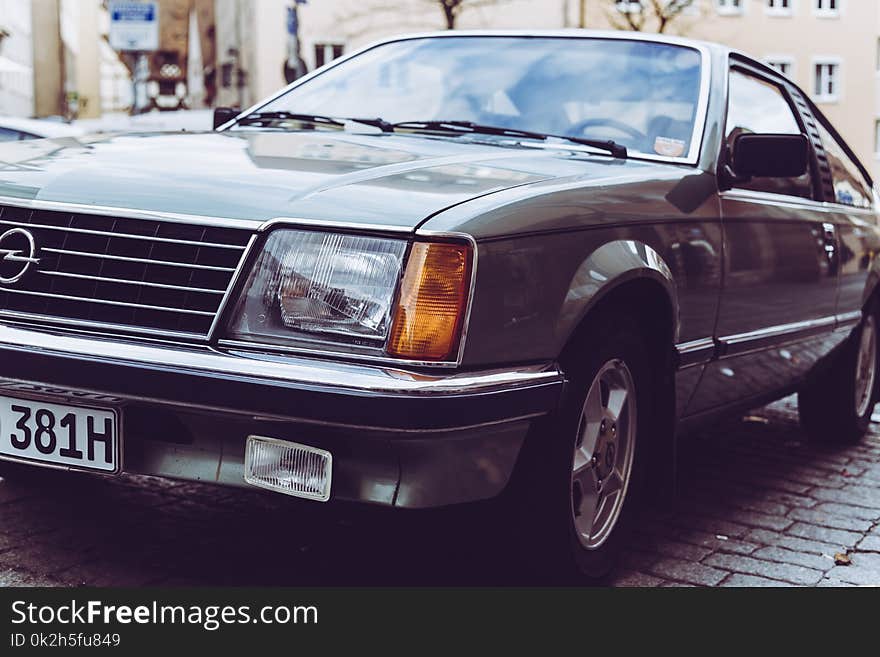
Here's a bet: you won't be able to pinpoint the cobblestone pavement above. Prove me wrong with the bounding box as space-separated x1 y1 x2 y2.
0 397 878 587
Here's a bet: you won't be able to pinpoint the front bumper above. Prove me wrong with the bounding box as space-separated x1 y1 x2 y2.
0 324 565 508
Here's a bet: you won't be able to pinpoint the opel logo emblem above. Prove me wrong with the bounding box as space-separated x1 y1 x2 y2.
0 228 41 285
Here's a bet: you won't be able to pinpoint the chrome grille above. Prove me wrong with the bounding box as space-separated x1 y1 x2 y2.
0 204 252 338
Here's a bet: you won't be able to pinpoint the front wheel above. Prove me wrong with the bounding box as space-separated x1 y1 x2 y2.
570 358 638 552
799 310 878 444
508 318 654 581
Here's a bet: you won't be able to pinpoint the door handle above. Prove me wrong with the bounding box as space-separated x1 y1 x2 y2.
822 222 838 275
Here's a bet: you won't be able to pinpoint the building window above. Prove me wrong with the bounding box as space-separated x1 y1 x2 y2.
814 0 840 17
874 119 880 156
813 59 841 102
614 0 643 12
766 0 794 16
764 56 795 79
314 43 345 69
717 0 744 14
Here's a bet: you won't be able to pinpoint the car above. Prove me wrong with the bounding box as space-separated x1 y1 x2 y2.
0 116 84 142
0 30 877 580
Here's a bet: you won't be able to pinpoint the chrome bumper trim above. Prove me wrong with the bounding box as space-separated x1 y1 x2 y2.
0 323 562 397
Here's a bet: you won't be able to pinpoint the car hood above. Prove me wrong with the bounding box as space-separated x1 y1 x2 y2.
0 130 667 231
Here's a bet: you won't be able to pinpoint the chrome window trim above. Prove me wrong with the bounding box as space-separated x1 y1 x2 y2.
221 30 713 167
0 194 264 230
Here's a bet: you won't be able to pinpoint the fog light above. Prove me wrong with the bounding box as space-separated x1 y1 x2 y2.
244 436 332 502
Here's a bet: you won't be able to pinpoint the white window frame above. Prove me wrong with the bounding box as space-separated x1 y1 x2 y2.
765 0 795 17
813 0 841 18
614 0 643 13
716 0 745 15
876 37 880 75
874 118 880 158
312 40 346 70
812 57 843 104
763 55 796 79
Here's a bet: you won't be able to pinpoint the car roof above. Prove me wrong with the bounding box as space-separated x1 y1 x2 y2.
0 116 85 139
379 29 729 55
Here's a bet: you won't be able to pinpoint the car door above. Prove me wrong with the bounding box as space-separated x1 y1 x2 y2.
685 62 841 416
811 117 880 329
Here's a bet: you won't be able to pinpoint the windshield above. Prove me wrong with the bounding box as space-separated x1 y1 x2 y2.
253 36 706 160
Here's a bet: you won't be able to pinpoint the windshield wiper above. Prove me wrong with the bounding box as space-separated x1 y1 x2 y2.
391 120 627 158
237 111 344 128
237 113 628 158
549 135 628 159
236 112 393 132
392 120 547 141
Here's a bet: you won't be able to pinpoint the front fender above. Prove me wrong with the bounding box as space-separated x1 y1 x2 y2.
558 239 680 348
461 232 691 368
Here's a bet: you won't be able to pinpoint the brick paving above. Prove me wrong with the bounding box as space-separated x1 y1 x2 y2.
0 397 878 587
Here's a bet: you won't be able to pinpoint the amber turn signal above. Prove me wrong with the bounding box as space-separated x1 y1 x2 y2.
387 241 473 361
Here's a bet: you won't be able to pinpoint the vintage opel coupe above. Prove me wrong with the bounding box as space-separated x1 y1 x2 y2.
0 31 877 579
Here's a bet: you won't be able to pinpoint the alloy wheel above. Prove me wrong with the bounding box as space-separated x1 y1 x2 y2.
570 359 637 550
855 314 877 417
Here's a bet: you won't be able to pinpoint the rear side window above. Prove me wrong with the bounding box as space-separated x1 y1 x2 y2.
725 69 813 199
816 122 872 208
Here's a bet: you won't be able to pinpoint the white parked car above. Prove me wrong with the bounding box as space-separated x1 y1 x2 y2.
0 117 84 142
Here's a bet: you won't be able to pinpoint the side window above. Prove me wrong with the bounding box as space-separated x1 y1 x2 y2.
816 122 873 208
725 69 813 199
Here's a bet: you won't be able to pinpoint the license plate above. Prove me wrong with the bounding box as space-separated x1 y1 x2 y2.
0 394 119 473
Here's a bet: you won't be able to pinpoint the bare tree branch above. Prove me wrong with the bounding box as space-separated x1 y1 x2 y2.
604 0 697 34
425 0 512 29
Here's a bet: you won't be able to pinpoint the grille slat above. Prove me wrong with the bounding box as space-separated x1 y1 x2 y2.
0 287 217 316
42 248 238 272
0 205 252 339
0 219 247 250
40 271 227 295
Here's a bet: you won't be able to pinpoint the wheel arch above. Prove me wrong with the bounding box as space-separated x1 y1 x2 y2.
554 240 680 501
557 240 680 363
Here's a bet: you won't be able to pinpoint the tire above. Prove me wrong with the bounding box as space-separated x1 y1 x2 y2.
798 309 878 444
506 315 655 582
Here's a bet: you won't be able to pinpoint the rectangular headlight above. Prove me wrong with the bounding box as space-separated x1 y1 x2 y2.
227 230 407 346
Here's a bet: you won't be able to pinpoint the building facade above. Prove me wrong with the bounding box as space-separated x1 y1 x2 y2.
0 0 127 119
0 0 36 117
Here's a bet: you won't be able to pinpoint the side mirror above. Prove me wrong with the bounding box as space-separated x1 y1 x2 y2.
213 107 240 130
731 133 810 179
